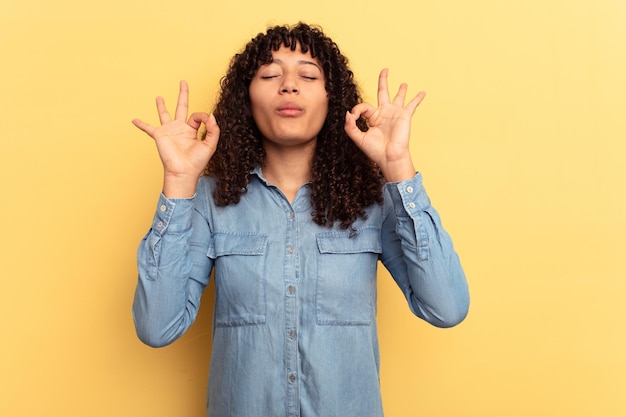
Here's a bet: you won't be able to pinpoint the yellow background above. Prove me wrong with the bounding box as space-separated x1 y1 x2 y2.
1 0 624 416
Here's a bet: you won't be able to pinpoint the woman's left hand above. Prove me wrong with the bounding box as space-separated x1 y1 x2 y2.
344 68 425 182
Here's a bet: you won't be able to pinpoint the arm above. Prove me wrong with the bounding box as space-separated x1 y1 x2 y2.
345 69 469 327
131 82 219 346
132 191 214 347
381 174 469 327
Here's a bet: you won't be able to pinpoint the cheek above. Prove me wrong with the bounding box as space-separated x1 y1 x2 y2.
249 95 269 125
248 83 266 112
251 107 269 135
315 100 329 126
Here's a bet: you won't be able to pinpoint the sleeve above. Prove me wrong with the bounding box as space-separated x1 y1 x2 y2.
380 172 470 328
132 185 214 347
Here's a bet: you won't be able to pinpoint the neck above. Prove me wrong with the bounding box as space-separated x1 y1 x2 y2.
262 141 315 202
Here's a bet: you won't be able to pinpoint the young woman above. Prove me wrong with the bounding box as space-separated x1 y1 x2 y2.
132 22 469 417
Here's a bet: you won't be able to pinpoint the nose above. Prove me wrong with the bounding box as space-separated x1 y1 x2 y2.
279 73 299 94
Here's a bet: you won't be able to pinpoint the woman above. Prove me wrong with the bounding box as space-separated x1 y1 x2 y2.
132 22 469 417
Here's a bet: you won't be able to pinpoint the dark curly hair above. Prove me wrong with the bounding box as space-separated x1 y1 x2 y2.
206 22 384 230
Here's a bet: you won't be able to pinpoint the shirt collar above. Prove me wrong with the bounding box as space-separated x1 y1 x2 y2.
250 166 269 185
250 166 312 188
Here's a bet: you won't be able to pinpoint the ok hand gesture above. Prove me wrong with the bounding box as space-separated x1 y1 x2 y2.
132 81 220 197
344 69 425 182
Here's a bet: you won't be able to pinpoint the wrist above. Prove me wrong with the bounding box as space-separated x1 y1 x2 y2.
162 173 199 198
381 157 416 182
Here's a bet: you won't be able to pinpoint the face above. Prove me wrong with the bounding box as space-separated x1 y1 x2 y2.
249 45 329 149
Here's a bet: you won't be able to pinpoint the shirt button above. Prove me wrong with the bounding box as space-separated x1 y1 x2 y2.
157 221 164 228
289 374 296 383
159 204 167 212
288 330 296 339
288 246 295 253
406 186 414 193
287 285 295 294
289 212 295 219
409 202 416 209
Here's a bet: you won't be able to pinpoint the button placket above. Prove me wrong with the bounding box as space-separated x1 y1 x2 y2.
283 205 299 413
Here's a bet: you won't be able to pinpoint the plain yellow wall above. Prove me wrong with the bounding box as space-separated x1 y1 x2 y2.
1 0 625 416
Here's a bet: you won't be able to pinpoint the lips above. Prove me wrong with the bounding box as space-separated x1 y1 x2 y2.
276 102 303 116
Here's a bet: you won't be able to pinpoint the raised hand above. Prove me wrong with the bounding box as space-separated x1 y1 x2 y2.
132 81 220 198
344 69 425 182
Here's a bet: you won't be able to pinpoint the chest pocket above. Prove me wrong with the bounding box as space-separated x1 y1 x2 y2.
208 232 268 327
316 227 382 326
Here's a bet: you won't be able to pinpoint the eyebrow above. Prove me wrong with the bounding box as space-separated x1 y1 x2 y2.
271 58 322 71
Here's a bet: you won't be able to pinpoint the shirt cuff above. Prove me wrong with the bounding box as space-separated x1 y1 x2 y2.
151 193 196 235
385 172 431 217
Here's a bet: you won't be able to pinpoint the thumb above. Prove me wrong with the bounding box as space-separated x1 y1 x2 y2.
344 111 365 145
202 113 220 150
205 113 219 137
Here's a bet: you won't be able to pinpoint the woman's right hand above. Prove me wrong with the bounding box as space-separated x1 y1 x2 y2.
132 81 220 198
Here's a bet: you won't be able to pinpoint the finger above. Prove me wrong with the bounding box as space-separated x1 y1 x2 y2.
132 118 156 137
405 91 427 114
187 112 210 131
377 68 390 105
350 102 377 121
174 80 189 121
156 96 171 124
392 82 409 106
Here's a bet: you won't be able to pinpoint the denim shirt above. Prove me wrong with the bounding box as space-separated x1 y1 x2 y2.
133 169 469 417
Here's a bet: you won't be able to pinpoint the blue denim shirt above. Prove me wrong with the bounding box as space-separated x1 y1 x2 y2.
133 169 469 417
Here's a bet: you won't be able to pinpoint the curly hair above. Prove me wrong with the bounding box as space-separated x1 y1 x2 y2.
206 22 384 230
